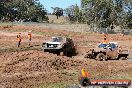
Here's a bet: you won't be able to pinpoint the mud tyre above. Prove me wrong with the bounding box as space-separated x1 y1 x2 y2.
43 49 47 52
96 53 106 61
60 51 64 56
119 57 127 60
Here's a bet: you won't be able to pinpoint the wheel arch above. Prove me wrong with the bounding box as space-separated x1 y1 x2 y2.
95 51 106 57
118 53 129 59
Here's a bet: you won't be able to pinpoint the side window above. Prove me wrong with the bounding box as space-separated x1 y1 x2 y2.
98 44 107 48
108 44 111 48
58 37 62 42
110 44 116 49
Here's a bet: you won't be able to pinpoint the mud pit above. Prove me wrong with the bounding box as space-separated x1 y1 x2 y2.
0 25 132 88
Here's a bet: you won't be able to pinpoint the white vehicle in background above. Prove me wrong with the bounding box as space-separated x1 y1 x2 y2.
42 36 76 56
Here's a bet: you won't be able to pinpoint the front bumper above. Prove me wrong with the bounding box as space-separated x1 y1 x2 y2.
43 47 62 50
42 45 62 51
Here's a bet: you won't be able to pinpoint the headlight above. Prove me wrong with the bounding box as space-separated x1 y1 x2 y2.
42 43 47 47
42 43 46 45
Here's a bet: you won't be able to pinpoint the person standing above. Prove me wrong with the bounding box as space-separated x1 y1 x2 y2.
16 33 21 48
101 33 108 44
28 31 32 47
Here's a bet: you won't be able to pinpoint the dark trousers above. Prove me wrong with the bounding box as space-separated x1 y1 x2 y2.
17 41 20 47
28 39 31 46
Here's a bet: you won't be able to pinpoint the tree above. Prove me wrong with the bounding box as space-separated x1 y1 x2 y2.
64 5 76 22
0 0 48 22
65 5 74 16
52 7 63 19
73 4 80 22
64 4 84 23
81 0 132 29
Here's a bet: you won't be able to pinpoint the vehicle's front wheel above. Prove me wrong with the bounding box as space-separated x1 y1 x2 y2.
60 51 64 56
96 53 106 61
44 49 47 52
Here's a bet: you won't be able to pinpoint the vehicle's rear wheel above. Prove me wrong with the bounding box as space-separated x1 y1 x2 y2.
119 57 127 60
96 53 106 61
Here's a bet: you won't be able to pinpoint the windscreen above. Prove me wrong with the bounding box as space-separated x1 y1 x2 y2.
98 43 107 48
51 37 62 42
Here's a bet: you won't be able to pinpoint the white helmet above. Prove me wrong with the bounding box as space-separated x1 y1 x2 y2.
28 31 31 33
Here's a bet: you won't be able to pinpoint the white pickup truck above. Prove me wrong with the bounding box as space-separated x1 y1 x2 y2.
42 36 76 56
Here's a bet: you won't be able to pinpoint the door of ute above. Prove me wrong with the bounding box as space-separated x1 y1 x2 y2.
106 43 118 59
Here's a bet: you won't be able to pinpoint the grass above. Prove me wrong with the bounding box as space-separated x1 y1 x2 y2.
35 70 79 88
0 22 104 37
0 26 57 36
35 70 132 88
0 22 14 26
61 71 77 77
0 42 42 53
110 72 132 80
32 30 56 36
36 83 67 88
35 81 79 88
0 27 27 33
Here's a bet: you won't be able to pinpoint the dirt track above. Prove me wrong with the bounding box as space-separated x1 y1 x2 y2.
0 25 132 88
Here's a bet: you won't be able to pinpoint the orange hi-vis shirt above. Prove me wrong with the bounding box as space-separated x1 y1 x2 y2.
16 36 21 42
104 34 107 38
102 39 108 44
28 33 32 39
100 34 109 43
81 69 88 78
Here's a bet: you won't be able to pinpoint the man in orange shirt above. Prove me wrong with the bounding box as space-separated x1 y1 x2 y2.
28 31 32 47
101 33 108 44
16 33 21 48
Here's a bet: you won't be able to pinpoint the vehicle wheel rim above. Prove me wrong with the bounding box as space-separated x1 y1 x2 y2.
99 55 103 60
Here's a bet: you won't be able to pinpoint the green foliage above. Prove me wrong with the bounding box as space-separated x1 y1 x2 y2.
65 0 132 29
64 4 84 23
36 83 67 88
0 0 48 22
82 0 132 29
52 7 63 19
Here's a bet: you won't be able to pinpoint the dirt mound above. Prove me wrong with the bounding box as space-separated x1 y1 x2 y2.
0 50 83 88
0 25 132 88
0 50 131 88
